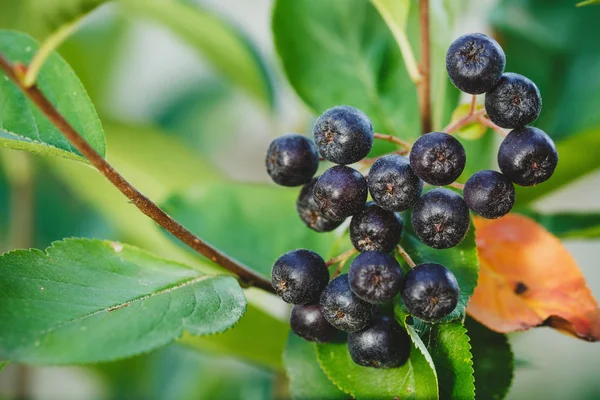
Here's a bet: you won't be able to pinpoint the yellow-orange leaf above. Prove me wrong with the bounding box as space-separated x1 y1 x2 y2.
468 214 600 341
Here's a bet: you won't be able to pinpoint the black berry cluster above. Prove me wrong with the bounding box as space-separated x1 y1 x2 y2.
264 32 559 370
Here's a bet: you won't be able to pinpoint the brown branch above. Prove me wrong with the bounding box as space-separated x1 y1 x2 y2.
0 55 275 294
417 0 431 134
478 116 508 138
373 133 412 150
326 248 358 267
397 245 416 268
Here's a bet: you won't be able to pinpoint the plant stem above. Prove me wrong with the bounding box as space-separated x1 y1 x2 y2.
373 133 412 150
0 54 275 294
397 245 416 268
23 17 84 88
448 181 465 190
332 256 350 279
326 248 358 267
417 0 432 134
442 109 485 134
478 116 507 138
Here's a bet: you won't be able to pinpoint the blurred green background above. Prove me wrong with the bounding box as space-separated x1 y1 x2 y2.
0 0 599 399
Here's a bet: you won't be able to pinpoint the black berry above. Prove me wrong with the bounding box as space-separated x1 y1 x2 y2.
313 105 374 165
368 154 423 212
348 316 411 369
485 73 542 129
296 178 344 232
290 304 338 343
464 170 515 219
266 134 319 187
320 274 377 332
446 33 506 94
271 249 329 304
350 203 403 253
313 166 368 221
348 251 403 304
497 126 558 186
409 132 466 186
412 188 470 249
401 263 460 322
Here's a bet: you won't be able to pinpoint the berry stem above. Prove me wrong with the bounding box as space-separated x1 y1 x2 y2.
326 248 358 267
373 133 412 150
417 0 432 134
477 116 508 138
448 181 465 190
469 94 477 114
0 53 276 294
396 245 416 268
332 256 350 279
442 109 486 134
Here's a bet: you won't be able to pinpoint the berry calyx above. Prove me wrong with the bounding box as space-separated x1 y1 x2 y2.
350 202 403 253
464 170 515 219
485 72 542 129
290 304 338 343
348 251 403 304
409 132 466 186
348 316 411 369
368 154 423 212
401 263 460 322
497 126 558 186
296 178 344 232
266 134 319 187
412 188 470 249
271 249 329 304
446 33 506 94
313 166 368 221
313 105 374 165
320 274 377 332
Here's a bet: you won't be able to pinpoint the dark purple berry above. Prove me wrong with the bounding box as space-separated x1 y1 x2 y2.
409 132 466 186
412 188 470 249
320 274 377 332
348 251 403 304
350 203 403 253
485 73 542 129
313 166 368 221
290 304 338 342
497 126 558 186
313 105 374 165
368 154 423 212
271 249 329 305
348 316 411 368
464 170 515 219
446 33 506 94
401 263 460 322
296 178 344 232
265 134 319 186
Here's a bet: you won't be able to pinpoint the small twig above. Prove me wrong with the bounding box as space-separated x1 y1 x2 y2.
469 94 477 114
442 109 486 134
360 149 408 166
417 0 432 134
448 181 465 190
332 256 350 279
373 133 412 150
478 116 507 138
397 245 416 268
326 248 358 267
0 54 275 294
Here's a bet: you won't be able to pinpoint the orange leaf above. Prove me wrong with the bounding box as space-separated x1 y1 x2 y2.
467 214 600 341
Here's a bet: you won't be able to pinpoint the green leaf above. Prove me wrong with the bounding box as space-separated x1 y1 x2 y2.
315 330 439 399
0 30 105 163
283 334 346 399
516 210 600 239
577 0 600 6
123 0 274 108
371 0 411 31
397 210 479 323
466 317 513 400
161 184 340 277
0 361 7 371
0 238 246 364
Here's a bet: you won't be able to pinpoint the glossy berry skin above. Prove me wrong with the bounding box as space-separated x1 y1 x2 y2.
485 73 542 129
350 203 403 253
401 263 460 322
348 251 403 304
446 33 506 94
320 274 377 332
348 316 411 368
266 134 319 187
464 170 515 219
271 249 329 305
409 132 466 186
313 166 368 221
296 178 343 232
412 188 470 249
497 127 558 186
313 105 374 165
368 154 423 212
290 304 338 343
